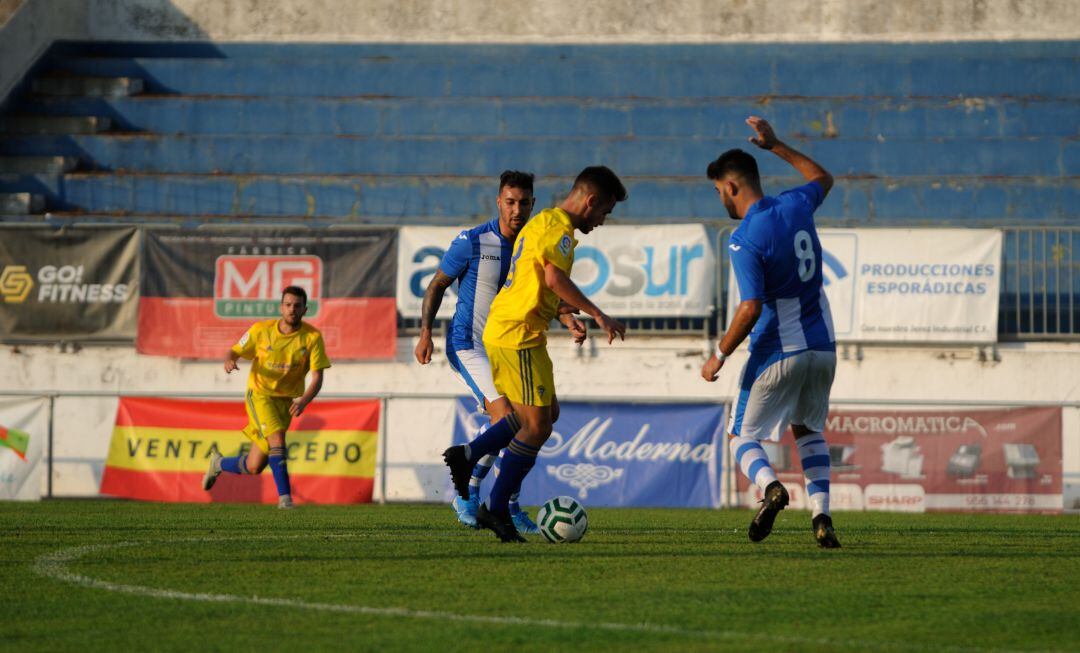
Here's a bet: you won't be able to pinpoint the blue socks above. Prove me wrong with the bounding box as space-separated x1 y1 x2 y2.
268 446 291 498
464 412 521 465
487 438 539 517
219 454 247 474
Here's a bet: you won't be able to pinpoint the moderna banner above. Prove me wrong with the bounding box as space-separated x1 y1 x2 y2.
400 224 716 318
100 397 379 504
453 398 725 508
734 407 1062 513
0 396 48 501
727 228 1001 343
139 228 397 359
0 226 138 341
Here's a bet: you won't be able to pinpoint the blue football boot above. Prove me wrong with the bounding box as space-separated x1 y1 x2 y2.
510 508 540 534
452 495 480 529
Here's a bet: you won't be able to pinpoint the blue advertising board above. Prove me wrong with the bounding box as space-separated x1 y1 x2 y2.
453 399 725 508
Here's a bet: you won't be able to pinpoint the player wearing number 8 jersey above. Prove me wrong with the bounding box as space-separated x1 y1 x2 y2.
701 116 841 549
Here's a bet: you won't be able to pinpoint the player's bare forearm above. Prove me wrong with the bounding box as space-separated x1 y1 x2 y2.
771 142 833 196
420 271 454 332
719 299 762 356
746 116 833 196
544 263 602 319
293 369 324 415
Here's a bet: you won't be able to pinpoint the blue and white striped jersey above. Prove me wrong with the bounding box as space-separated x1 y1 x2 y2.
729 181 836 355
438 218 514 351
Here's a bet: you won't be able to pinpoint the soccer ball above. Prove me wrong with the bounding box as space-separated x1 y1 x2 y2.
537 496 588 543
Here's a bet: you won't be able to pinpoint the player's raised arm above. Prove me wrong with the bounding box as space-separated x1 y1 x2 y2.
746 116 833 198
415 270 456 364
544 261 624 343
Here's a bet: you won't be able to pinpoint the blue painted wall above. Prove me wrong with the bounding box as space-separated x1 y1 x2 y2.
1 41 1077 224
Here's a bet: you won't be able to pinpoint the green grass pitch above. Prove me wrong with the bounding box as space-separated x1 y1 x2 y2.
2 501 1078 652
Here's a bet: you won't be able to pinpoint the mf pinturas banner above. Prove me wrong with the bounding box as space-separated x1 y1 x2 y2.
0 227 138 341
100 397 380 504
139 228 398 359
453 399 725 508
727 228 1002 343
399 225 716 319
734 407 1062 513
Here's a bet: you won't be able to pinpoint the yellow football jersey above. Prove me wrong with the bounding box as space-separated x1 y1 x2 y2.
483 207 576 350
231 319 331 398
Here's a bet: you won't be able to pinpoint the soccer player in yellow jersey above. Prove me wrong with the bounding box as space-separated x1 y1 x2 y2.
201 285 331 508
443 166 628 541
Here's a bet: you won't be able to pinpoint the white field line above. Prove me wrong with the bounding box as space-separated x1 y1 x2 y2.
31 535 1056 653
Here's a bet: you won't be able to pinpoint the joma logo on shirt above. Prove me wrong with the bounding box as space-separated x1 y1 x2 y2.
214 256 322 318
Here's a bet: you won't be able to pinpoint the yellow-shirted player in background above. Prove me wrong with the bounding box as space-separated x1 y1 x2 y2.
443 166 628 541
202 285 331 508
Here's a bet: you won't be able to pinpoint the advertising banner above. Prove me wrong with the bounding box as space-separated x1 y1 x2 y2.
100 397 379 504
453 399 725 508
734 407 1062 513
400 224 716 319
139 228 397 359
0 396 48 501
0 227 138 341
727 228 1001 343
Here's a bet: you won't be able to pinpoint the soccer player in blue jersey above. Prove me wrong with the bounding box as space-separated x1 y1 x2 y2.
701 116 841 548
415 170 586 533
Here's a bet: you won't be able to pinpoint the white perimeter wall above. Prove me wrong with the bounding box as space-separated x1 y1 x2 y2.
2 338 1078 505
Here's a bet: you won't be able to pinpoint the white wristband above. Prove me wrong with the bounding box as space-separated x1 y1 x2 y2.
715 342 728 361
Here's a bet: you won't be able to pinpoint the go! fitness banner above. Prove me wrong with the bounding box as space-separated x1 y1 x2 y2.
139 228 397 359
735 407 1062 513
0 226 138 341
453 399 725 508
100 397 379 504
0 396 48 501
727 228 1001 343
399 224 716 318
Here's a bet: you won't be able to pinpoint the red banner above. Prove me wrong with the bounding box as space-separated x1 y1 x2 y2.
137 229 398 360
100 397 379 504
736 407 1062 513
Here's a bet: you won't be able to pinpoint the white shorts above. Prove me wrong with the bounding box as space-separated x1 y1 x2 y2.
446 343 502 413
728 349 836 441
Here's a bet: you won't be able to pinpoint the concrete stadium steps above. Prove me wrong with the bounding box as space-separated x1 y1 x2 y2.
0 115 111 134
2 172 1074 223
10 96 1078 139
0 134 1068 178
41 45 1080 98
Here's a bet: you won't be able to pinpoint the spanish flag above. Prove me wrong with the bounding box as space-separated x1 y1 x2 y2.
100 397 379 504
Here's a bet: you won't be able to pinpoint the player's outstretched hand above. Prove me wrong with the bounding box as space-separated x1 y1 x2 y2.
289 398 307 417
596 312 625 344
700 354 724 382
224 359 239 374
746 116 779 150
414 334 433 365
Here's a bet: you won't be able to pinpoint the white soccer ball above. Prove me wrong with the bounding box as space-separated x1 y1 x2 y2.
537 496 589 543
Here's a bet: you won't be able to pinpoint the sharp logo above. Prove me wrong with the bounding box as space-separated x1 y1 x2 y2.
0 266 33 303
214 256 322 318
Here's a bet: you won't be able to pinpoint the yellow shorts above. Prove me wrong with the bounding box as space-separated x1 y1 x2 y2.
486 344 555 407
242 390 293 453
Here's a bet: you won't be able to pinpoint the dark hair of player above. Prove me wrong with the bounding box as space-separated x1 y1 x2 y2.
499 170 535 194
706 149 761 188
281 285 308 305
572 165 627 203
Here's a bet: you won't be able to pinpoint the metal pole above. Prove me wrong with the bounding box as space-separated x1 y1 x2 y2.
47 394 55 499
379 396 388 505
